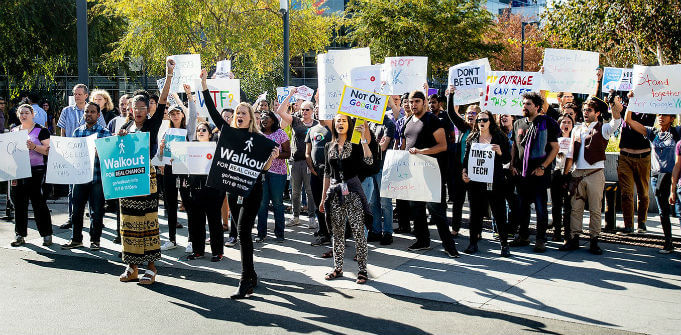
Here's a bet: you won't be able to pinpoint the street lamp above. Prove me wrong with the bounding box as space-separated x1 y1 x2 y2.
280 0 290 86
76 0 88 85
520 21 539 71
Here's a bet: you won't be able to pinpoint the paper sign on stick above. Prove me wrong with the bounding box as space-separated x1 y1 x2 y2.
46 135 97 184
351 65 383 93
317 48 371 120
380 150 441 202
448 58 490 90
482 71 541 115
629 64 681 115
0 131 31 182
382 57 428 95
194 79 241 119
541 48 599 94
467 143 495 183
166 54 201 93
602 67 633 92
171 141 216 175
338 85 389 123
95 132 151 200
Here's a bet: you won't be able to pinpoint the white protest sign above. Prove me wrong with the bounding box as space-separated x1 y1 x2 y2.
482 71 541 115
156 78 179 106
194 79 241 119
382 57 428 95
380 150 441 202
46 135 97 184
448 58 490 90
558 137 571 155
215 59 231 78
602 67 633 92
294 85 314 101
112 116 127 134
166 54 201 93
151 120 170 166
541 48 599 94
0 131 31 181
629 64 681 115
171 141 216 175
350 64 383 93
338 86 389 123
318 48 371 120
276 86 296 104
453 88 483 105
467 143 494 183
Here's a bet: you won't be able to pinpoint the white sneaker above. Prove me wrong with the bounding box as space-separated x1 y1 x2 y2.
286 217 300 227
225 236 238 247
161 241 177 251
307 216 318 229
185 242 193 254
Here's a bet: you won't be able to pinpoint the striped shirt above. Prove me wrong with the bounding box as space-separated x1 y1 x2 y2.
58 105 106 138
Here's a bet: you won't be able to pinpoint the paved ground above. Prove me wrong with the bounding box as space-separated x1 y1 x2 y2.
0 196 679 335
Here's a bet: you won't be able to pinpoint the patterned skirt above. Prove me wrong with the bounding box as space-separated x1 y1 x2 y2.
120 167 161 264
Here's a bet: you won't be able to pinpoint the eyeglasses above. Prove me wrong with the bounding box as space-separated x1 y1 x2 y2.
476 118 490 123
583 108 594 113
302 108 312 111
197 128 209 133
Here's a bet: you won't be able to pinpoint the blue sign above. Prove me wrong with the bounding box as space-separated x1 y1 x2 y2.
95 132 151 200
602 67 633 92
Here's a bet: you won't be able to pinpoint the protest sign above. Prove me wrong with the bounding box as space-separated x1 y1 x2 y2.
155 78 179 106
294 85 314 101
454 88 483 105
382 57 428 95
0 131 31 182
95 132 150 200
171 141 216 175
215 59 231 78
317 48 371 120
206 127 276 196
380 150 441 202
467 143 494 183
338 85 389 123
428 88 439 97
276 86 296 104
166 54 201 93
602 67 633 92
162 128 187 164
541 48 599 94
448 58 490 90
629 64 681 115
46 135 97 184
194 79 241 119
350 64 383 93
151 120 170 166
482 71 541 115
558 137 572 156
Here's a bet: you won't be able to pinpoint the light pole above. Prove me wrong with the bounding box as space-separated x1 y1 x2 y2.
520 21 539 71
76 0 89 85
280 0 290 86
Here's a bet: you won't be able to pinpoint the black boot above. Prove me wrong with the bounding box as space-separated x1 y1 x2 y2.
230 277 256 299
559 235 580 251
589 237 603 255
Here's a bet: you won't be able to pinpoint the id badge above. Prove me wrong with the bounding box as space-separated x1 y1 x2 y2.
175 177 181 189
237 196 244 204
341 182 349 196
486 183 493 191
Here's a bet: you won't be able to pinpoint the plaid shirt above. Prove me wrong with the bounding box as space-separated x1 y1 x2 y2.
73 123 111 183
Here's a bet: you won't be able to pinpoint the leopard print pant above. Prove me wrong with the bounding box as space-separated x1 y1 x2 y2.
329 192 367 272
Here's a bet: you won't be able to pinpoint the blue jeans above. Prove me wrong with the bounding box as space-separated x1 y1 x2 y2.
362 171 393 234
71 181 105 243
257 172 287 239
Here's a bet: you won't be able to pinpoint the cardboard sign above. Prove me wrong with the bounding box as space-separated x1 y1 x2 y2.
0 131 31 182
171 141 216 175
46 135 97 184
382 57 428 95
166 54 201 93
162 128 187 164
194 79 241 119
630 64 681 115
338 85 389 123
206 127 276 196
453 88 483 105
317 48 371 120
467 143 494 183
276 86 296 104
95 132 151 200
350 64 383 93
602 67 633 92
294 85 314 101
215 59 231 78
542 48 599 94
482 71 541 115
380 150 441 202
448 58 490 90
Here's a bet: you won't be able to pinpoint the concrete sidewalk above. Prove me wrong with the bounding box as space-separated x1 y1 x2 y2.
1 197 679 335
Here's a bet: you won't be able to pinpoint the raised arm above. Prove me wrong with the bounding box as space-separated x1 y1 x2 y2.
184 84 197 141
275 87 296 128
200 68 228 130
158 59 174 105
624 109 646 136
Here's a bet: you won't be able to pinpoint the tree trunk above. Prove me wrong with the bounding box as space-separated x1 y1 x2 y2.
656 42 666 65
632 37 643 64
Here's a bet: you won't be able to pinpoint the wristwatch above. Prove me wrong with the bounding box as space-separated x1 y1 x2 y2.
360 139 368 144
539 165 546 170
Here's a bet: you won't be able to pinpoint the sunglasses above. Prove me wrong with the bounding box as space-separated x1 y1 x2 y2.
302 108 312 111
197 128 209 133
476 118 490 123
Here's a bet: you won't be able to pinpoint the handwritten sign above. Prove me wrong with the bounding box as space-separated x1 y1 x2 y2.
380 150 441 202
294 85 314 101
630 64 681 115
171 141 216 175
46 135 97 184
382 56 428 95
317 48 371 120
162 128 187 164
215 59 231 78
276 86 296 104
194 79 240 119
467 143 494 183
448 58 490 90
482 71 540 115
542 48 599 94
95 132 150 200
166 54 201 93
558 137 571 155
602 67 633 92
0 131 31 181
338 85 389 123
454 88 483 105
350 64 383 93
155 78 179 106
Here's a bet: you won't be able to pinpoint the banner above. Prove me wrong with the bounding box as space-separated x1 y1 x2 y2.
214 59 231 78
46 135 97 184
206 127 276 196
448 58 490 90
0 131 31 182
317 48 371 120
166 54 201 93
194 79 241 119
338 85 389 123
380 150 441 202
95 132 151 200
162 128 187 164
382 57 428 95
541 48 599 94
482 71 541 115
454 88 483 105
350 64 383 93
467 143 495 183
630 64 681 115
602 67 633 92
171 141 216 175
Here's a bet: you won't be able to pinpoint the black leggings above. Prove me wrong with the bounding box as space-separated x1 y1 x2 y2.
468 183 508 245
163 165 190 242
187 186 225 256
13 167 53 238
229 180 263 279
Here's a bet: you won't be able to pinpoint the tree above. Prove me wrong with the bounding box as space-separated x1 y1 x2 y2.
96 0 338 98
340 0 503 83
486 12 545 72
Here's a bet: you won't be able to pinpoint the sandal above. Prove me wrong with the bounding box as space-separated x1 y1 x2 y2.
119 266 138 282
138 269 157 285
324 269 343 281
356 271 368 284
